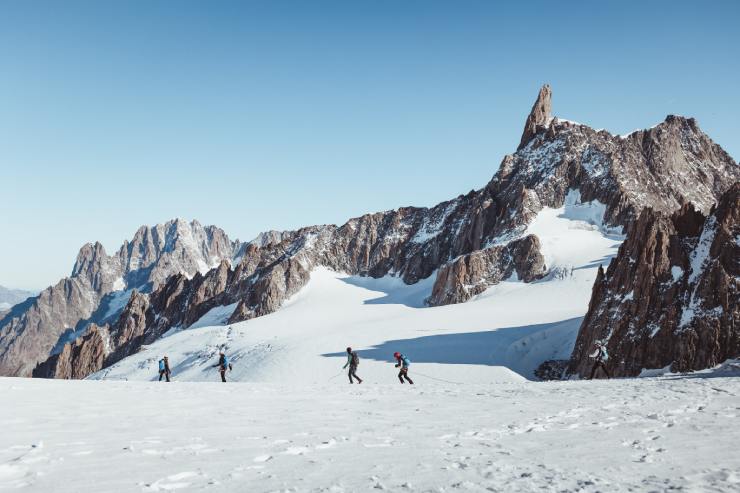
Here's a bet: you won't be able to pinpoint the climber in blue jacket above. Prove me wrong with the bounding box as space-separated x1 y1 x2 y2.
212 351 232 382
393 352 414 384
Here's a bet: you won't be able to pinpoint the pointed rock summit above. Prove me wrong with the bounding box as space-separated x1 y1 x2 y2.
518 84 552 150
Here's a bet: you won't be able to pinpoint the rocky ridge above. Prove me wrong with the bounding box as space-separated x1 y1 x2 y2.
1 219 243 376
33 85 739 380
567 183 739 377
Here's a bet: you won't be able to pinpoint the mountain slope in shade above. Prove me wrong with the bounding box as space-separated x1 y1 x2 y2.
568 183 739 377
35 85 739 380
0 219 243 376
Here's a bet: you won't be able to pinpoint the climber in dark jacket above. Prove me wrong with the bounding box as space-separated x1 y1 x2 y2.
343 347 362 384
158 356 171 382
212 351 232 382
588 342 611 380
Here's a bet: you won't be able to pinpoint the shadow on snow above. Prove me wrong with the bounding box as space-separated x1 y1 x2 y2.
335 275 433 308
322 317 583 380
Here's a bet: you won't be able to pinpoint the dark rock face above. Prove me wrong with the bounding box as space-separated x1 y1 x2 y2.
429 235 545 306
33 290 159 379
33 324 109 380
567 184 740 378
534 359 569 381
33 85 740 380
1 219 242 376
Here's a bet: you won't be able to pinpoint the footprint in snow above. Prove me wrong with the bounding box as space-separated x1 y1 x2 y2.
315 439 337 450
142 471 203 492
283 446 311 455
71 450 94 456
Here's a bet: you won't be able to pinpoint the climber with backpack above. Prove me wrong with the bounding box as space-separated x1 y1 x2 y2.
393 352 414 384
588 341 611 380
212 351 233 382
342 347 363 384
158 356 171 382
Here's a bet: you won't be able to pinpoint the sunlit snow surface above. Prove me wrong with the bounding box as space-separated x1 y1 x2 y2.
2 373 739 492
93 191 623 384
3 193 739 492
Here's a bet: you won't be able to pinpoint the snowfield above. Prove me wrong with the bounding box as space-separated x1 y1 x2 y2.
4 194 738 491
92 192 623 384
2 374 740 492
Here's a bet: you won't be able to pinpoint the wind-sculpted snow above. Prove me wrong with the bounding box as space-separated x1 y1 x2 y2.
30 85 740 380
2 372 740 491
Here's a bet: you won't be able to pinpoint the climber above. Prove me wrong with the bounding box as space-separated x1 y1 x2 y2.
343 347 363 384
588 342 611 380
393 352 414 384
158 356 171 382
212 351 232 382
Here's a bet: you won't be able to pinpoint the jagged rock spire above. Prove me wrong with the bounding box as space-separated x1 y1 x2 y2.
518 84 552 150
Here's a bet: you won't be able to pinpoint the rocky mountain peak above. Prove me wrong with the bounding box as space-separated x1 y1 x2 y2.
18 86 740 381
518 84 552 150
71 242 107 277
1 218 243 376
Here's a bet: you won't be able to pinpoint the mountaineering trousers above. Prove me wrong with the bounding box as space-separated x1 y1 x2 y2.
348 364 362 384
589 361 610 379
220 369 227 382
159 370 171 382
398 367 414 384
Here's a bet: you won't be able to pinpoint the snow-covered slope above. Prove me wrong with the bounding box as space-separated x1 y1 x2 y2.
93 194 622 383
3 370 740 492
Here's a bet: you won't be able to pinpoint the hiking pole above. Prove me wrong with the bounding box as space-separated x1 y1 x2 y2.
328 369 344 381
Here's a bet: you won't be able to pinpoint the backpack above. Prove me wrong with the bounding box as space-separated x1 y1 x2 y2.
402 356 411 367
599 346 609 361
158 359 165 371
351 351 360 366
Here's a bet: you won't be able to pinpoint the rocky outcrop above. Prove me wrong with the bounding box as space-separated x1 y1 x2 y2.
534 359 569 381
34 85 740 380
518 84 552 150
33 290 160 379
567 183 740 378
1 218 243 376
428 235 545 305
33 324 109 379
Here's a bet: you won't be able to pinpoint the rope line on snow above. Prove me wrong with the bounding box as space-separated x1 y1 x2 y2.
411 371 464 385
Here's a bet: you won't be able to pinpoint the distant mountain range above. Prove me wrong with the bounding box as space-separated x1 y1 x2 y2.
0 286 36 312
2 84 737 380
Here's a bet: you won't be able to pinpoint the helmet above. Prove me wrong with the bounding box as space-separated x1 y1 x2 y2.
346 347 352 352
393 352 401 358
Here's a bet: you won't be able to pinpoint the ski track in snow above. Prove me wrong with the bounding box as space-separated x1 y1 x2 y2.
1 376 739 492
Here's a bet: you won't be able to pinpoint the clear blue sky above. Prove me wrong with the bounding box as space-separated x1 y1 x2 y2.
1 0 738 290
